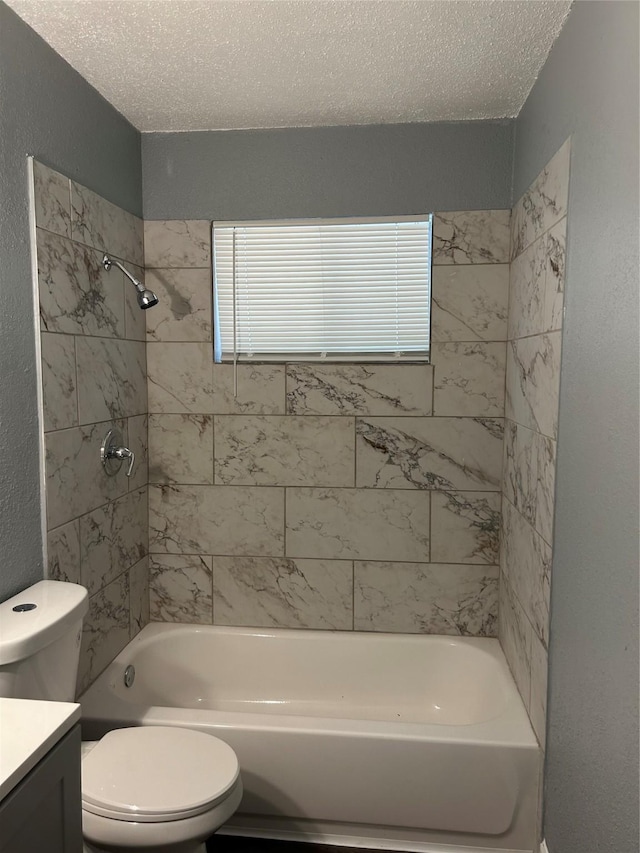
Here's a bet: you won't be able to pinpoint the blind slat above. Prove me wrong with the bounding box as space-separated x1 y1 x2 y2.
213 216 432 361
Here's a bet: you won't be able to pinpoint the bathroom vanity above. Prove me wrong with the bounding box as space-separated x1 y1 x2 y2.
0 698 82 853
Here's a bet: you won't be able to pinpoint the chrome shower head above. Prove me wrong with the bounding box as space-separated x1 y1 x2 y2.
137 289 159 310
102 254 159 310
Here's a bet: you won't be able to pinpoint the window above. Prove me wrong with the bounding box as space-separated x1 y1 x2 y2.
213 215 432 362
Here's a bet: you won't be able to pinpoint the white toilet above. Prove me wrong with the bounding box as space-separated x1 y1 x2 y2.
0 580 243 853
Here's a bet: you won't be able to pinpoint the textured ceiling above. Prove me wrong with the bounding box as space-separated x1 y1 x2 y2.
7 0 571 132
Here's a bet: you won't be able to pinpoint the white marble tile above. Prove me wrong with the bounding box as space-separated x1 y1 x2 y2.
286 488 429 562
501 500 551 646
147 342 214 413
37 229 125 338
41 332 77 432
214 416 355 486
130 555 150 636
432 210 510 265
78 571 130 694
149 485 284 555
503 420 556 545
431 264 509 342
47 520 80 584
502 419 536 527
356 416 503 491
212 364 286 415
506 332 562 439
432 342 506 416
213 557 353 630
431 491 501 564
32 160 70 238
76 337 147 424
535 431 557 546
508 235 547 339
145 269 212 342
126 414 148 492
498 575 532 707
535 760 545 846
70 180 143 266
79 488 148 597
144 220 211 268
123 263 147 342
544 218 566 332
354 562 498 636
45 420 129 529
149 414 213 484
529 632 548 747
511 138 571 260
286 364 432 416
149 555 213 624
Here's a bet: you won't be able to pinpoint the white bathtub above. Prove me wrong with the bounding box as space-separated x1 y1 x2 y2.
80 624 540 853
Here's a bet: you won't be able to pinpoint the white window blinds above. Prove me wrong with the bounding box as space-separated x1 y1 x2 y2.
212 215 432 362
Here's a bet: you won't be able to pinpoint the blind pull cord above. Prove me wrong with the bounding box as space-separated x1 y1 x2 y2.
232 227 238 398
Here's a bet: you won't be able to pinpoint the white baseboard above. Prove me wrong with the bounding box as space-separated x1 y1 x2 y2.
539 841 550 853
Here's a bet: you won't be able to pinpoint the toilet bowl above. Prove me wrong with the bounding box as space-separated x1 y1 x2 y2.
81 726 243 853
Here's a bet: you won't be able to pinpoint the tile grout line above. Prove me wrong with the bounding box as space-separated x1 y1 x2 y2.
351 559 355 631
66 178 72 241
147 483 501 494
210 552 215 627
428 489 432 563
36 220 144 270
353 415 357 488
74 329 83 589
145 550 498 569
48 483 146 536
212 411 216 485
431 360 436 415
502 491 555 550
140 412 508 420
283 486 288 561
73 333 81 441
284 363 288 414
85 549 146 604
41 328 149 344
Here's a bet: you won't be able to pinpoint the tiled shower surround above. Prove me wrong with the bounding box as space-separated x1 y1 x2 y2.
144 212 510 634
33 148 568 733
499 140 570 748
32 161 150 693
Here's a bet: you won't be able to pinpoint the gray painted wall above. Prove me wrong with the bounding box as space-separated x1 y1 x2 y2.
142 121 513 220
514 3 639 852
0 2 142 600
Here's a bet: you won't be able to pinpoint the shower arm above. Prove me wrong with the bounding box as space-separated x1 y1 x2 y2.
102 254 145 293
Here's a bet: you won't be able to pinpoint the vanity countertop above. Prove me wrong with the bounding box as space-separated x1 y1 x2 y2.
0 697 80 800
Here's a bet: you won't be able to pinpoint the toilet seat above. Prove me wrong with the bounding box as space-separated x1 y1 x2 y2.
81 726 240 823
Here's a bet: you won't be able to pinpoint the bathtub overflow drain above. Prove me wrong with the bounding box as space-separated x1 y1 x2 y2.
123 665 135 688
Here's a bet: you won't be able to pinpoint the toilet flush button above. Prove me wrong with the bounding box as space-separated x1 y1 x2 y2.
12 603 37 612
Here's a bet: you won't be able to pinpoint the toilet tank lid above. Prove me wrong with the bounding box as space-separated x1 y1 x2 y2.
0 581 88 664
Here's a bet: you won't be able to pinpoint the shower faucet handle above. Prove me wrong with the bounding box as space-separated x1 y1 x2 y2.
111 445 136 478
101 428 136 477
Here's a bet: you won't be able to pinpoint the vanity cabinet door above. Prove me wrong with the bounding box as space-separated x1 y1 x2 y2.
0 725 83 853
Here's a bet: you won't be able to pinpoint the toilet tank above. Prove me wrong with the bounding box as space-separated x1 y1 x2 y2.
0 581 88 701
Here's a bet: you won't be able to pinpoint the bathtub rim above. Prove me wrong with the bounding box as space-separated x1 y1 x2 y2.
79 623 538 749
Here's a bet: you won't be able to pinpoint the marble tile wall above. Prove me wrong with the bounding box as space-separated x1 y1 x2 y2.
32 160 149 694
499 139 571 750
31 151 570 748
145 210 510 637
